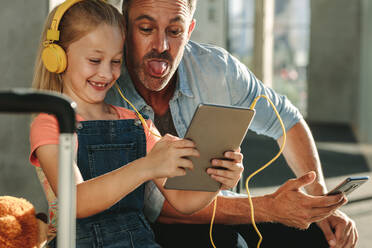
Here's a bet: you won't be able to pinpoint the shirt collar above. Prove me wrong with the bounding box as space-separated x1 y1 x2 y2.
176 57 194 98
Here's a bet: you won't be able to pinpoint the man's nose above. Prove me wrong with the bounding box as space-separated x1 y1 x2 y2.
152 32 169 54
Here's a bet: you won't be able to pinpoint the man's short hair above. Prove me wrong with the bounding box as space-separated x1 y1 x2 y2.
122 0 197 22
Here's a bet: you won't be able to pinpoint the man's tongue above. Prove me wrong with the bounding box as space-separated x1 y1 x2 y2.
148 61 167 76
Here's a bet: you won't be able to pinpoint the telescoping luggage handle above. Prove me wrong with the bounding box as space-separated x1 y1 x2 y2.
0 89 76 248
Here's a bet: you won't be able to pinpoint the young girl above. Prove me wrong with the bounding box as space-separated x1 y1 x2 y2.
30 1 243 247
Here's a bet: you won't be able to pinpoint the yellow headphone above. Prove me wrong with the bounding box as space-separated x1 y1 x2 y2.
42 0 83 73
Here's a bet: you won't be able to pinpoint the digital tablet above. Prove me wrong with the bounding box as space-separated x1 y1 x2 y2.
164 103 255 192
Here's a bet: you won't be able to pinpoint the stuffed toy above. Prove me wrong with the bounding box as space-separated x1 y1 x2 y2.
0 196 48 248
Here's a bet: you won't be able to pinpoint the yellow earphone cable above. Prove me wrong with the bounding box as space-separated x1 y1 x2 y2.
209 95 286 248
115 83 161 138
245 95 287 248
209 197 218 248
115 83 286 248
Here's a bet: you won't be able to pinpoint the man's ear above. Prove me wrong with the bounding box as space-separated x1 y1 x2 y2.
187 18 196 40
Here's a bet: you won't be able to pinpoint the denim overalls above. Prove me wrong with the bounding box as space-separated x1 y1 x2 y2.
50 119 160 248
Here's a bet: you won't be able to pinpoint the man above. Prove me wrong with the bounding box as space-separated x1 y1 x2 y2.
106 0 358 247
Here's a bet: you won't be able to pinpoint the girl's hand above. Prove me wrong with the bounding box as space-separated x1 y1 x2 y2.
206 148 244 190
146 134 200 179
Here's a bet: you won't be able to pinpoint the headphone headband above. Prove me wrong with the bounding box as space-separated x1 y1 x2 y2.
42 0 108 73
46 0 83 41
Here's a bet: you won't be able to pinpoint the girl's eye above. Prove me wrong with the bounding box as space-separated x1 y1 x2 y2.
112 60 122 64
89 59 100 64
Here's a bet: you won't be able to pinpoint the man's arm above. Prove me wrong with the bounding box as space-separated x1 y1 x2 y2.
157 119 352 230
158 194 272 225
158 171 345 229
278 119 358 247
277 119 326 194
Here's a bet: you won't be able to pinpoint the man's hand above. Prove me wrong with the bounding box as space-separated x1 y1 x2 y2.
267 172 347 229
317 210 358 248
206 148 244 190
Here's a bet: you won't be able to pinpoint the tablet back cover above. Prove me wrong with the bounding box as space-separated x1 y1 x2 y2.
164 104 255 192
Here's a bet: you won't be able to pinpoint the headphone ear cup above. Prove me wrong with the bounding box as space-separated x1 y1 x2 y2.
42 44 67 73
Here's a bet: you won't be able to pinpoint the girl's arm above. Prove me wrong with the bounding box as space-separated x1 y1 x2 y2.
36 144 153 218
153 178 219 215
35 134 200 218
36 133 242 218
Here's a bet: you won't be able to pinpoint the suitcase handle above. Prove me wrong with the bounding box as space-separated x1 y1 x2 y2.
0 88 77 247
0 88 76 133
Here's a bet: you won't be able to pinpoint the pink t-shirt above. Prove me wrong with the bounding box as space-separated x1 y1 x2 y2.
29 105 160 235
30 105 159 166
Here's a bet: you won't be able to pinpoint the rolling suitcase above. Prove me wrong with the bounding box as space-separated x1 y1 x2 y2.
0 88 76 248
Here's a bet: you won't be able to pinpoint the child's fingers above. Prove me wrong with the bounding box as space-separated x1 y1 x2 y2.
172 138 196 148
158 136 196 150
177 158 194 171
161 133 179 140
176 147 200 158
172 167 187 177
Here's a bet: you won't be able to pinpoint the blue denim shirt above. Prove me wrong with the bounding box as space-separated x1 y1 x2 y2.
106 40 303 222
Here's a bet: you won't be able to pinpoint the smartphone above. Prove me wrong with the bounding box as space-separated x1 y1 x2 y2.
326 176 369 196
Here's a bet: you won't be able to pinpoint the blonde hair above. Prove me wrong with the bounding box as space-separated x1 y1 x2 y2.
32 0 125 92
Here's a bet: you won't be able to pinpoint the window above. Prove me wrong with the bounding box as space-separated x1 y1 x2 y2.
273 0 310 115
227 0 310 115
228 0 255 68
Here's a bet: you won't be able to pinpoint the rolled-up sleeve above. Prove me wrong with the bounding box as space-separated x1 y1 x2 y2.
227 55 303 140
